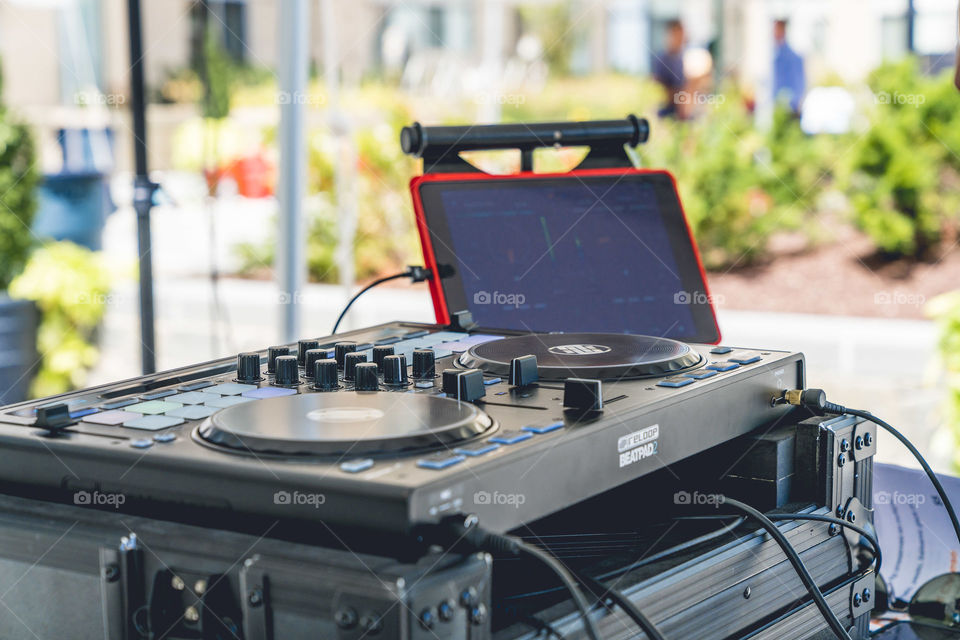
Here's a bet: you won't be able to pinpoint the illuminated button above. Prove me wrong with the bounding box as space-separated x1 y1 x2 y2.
70 408 99 419
483 377 502 386
207 382 257 396
490 431 533 445
730 355 762 365
130 438 153 449
706 362 740 372
204 395 255 408
170 391 219 405
165 405 217 420
153 432 177 443
417 453 466 470
454 442 500 456
124 415 185 431
683 369 718 380
127 401 183 415
340 458 375 473
710 346 733 354
243 387 297 399
522 421 564 434
657 376 695 388
83 410 139 425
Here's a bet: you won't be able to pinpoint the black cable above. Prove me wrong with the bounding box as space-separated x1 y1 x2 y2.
682 512 881 576
574 572 667 640
330 266 432 335
426 516 602 640
783 389 960 548
720 498 852 640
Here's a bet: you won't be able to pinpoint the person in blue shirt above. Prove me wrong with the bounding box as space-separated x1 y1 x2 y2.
773 19 806 115
653 20 687 119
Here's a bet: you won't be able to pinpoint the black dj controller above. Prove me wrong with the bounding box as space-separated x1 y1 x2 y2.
0 322 804 534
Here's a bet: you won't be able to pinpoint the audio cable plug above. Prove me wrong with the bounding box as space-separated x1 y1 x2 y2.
779 388 846 416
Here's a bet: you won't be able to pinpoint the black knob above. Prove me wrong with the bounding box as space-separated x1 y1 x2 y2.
236 352 263 383
298 339 320 367
563 378 603 412
412 349 436 379
372 346 395 371
267 346 290 374
343 352 367 381
442 369 460 395
335 342 358 368
354 362 379 391
313 359 339 390
303 349 325 378
274 355 300 386
383 354 409 386
509 355 538 387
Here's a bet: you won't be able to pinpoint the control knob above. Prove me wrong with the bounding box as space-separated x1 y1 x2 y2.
354 363 379 391
273 355 300 387
383 354 409 386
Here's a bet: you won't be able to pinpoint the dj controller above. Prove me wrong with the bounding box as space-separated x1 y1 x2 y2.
0 322 803 534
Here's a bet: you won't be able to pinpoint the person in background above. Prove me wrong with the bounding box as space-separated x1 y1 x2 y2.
653 19 687 119
773 19 806 115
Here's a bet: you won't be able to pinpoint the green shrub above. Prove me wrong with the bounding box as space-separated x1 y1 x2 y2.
9 242 111 397
846 59 960 257
0 69 39 291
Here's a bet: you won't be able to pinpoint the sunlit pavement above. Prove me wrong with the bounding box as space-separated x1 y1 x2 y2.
88 179 954 475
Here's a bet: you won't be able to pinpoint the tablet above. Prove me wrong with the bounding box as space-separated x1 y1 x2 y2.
411 168 720 343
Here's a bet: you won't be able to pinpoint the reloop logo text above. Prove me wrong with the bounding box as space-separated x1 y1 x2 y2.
548 344 611 356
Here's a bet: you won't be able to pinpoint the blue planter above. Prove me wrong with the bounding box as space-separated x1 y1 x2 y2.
0 295 38 405
33 172 113 251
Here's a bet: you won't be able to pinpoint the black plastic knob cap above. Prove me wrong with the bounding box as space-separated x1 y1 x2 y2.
354 362 379 391
298 339 320 367
267 346 290 374
303 349 325 378
372 346 395 371
456 369 486 402
335 342 358 368
509 354 538 387
274 355 300 386
563 378 603 412
383 354 409 386
442 369 460 395
343 352 367 381
236 352 263 383
313 359 339 390
412 349 436 379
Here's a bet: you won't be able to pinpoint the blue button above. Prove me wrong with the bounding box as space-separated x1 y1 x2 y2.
490 431 533 445
141 389 178 400
340 458 375 473
657 377 695 388
730 355 761 364
130 438 154 449
706 362 740 372
417 454 466 470
522 421 564 434
483 377 502 386
710 346 733 354
683 370 718 380
454 443 500 456
495 391 507 396
70 407 99 419
153 432 177 443
179 380 215 392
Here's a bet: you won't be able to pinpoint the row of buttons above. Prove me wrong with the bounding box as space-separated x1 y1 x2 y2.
656 350 763 389
337 420 564 474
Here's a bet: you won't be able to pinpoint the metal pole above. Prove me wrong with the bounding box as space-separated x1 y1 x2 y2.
276 0 310 342
126 0 157 374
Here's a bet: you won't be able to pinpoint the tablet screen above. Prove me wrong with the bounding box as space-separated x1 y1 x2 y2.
416 170 719 343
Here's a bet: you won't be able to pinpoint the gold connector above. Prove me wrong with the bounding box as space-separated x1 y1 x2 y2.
784 389 803 406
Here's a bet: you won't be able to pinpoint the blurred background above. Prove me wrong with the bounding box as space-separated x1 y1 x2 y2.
0 0 959 474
